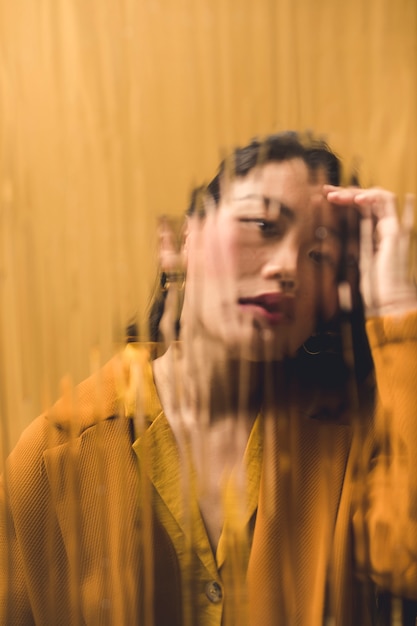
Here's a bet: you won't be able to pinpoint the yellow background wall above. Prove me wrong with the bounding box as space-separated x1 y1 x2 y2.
0 0 416 454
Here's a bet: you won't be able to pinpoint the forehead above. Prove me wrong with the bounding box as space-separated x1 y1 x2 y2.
224 158 326 204
220 158 334 222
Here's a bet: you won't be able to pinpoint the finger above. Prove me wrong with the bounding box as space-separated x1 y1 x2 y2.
325 187 363 205
353 189 397 219
322 184 340 193
359 216 376 311
399 195 415 285
401 194 415 232
402 195 417 286
359 217 374 268
325 187 397 221
323 184 359 194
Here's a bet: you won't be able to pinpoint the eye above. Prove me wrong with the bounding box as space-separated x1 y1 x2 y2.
308 249 335 267
238 218 283 238
256 219 281 236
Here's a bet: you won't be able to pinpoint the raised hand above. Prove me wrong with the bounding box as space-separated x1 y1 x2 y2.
324 185 417 317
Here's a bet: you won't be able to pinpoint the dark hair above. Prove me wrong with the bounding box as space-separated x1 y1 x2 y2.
188 131 341 214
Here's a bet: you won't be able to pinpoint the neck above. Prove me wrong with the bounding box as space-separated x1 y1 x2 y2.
153 336 266 429
152 333 277 550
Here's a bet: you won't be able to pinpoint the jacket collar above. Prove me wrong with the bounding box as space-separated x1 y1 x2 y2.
46 343 160 436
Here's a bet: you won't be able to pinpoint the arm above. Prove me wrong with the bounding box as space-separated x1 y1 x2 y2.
326 186 417 597
0 413 74 625
0 470 36 624
361 311 417 597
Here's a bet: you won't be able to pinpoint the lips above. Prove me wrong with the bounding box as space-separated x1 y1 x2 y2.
238 293 294 325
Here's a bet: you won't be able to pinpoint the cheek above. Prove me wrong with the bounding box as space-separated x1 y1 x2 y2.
237 247 265 276
191 221 242 283
210 229 259 279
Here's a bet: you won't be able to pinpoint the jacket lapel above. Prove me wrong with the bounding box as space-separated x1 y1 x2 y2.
43 416 141 625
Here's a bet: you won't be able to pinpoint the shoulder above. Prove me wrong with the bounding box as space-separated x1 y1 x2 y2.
3 349 126 477
5 344 157 474
47 353 125 436
2 348 154 527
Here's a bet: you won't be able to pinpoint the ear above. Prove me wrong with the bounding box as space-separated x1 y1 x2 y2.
157 216 187 272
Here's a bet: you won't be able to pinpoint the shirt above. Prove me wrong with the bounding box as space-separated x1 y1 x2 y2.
125 343 263 626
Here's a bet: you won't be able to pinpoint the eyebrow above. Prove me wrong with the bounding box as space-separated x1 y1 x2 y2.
231 194 296 221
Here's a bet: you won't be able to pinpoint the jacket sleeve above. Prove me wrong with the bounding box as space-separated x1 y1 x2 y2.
0 413 73 625
0 471 36 625
352 310 417 598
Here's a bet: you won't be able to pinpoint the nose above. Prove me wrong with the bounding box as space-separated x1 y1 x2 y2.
276 272 298 293
261 238 298 294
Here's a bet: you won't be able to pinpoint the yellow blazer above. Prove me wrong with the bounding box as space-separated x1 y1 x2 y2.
1 312 417 625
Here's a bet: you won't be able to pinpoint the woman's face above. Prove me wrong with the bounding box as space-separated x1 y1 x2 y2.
182 158 347 361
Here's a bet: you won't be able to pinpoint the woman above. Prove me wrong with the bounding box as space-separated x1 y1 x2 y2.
1 132 417 625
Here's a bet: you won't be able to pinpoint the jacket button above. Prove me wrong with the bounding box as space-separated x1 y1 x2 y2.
205 581 223 604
